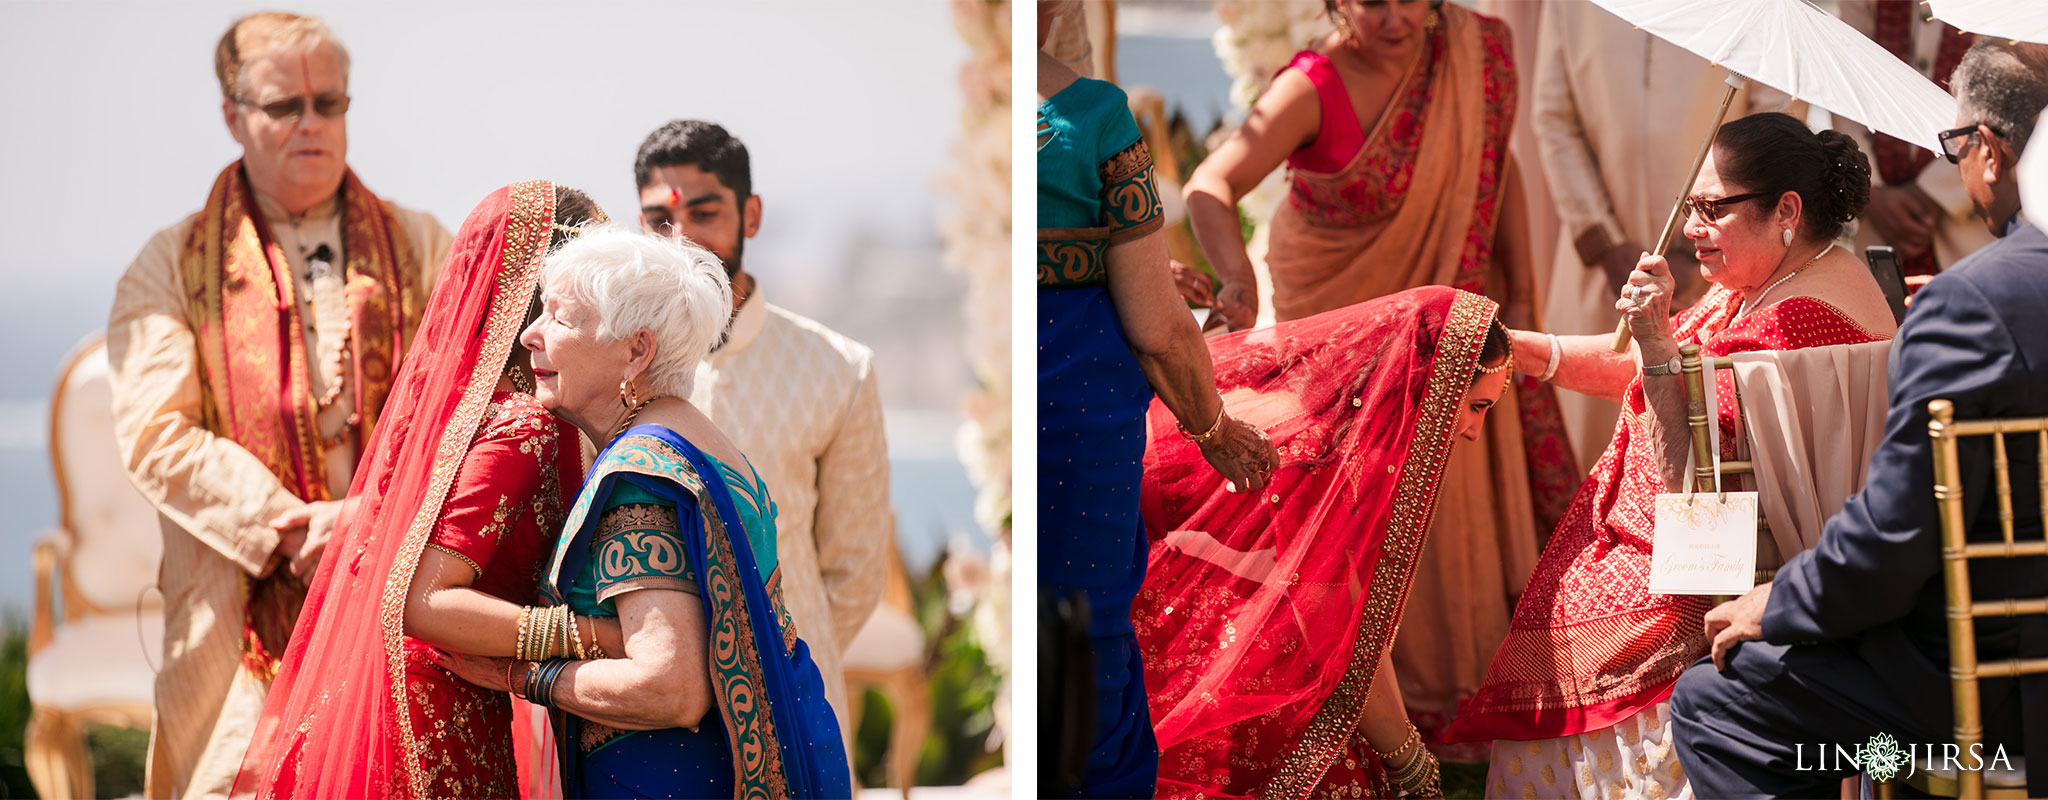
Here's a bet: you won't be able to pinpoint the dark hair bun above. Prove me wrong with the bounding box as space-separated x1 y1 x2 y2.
1713 112 1872 242
1814 129 1873 225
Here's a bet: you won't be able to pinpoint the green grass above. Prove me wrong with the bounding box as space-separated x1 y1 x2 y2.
85 725 147 799
0 621 30 799
1443 760 1489 799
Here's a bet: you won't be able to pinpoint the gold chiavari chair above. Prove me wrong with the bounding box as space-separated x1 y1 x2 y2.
1905 399 2042 798
1676 344 1777 583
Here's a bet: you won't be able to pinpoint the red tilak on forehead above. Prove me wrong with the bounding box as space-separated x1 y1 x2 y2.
668 188 681 207
294 51 314 130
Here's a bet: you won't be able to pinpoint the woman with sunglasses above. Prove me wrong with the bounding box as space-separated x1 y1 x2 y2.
1443 111 1899 799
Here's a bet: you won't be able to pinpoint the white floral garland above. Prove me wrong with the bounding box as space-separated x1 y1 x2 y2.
1213 0 1332 322
937 0 1012 747
939 0 1010 545
1214 0 1331 230
1214 0 1332 111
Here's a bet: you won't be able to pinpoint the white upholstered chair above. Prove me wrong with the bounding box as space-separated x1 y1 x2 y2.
27 332 164 800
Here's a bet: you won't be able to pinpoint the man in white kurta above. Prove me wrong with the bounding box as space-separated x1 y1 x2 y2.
1532 1 1795 470
634 120 891 743
106 14 449 798
689 286 893 737
1836 0 1995 272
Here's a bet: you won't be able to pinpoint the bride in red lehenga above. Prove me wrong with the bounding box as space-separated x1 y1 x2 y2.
1136 286 1511 799
236 181 613 798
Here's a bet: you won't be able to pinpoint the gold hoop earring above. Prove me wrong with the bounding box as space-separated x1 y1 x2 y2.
619 379 638 409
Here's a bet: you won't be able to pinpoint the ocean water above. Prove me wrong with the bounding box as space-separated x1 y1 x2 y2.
1117 34 1239 135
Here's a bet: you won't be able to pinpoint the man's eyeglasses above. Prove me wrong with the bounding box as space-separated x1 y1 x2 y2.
1939 123 2003 164
1682 191 1771 221
235 92 351 121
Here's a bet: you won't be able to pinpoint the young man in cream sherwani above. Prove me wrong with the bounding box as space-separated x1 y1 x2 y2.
633 120 891 744
106 13 449 798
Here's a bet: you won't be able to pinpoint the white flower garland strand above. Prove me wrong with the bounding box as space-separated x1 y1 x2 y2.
1214 0 1332 111
939 0 1011 546
1213 0 1331 326
937 0 1012 751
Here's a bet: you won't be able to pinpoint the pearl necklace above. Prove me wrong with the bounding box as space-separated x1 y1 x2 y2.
1736 242 1835 318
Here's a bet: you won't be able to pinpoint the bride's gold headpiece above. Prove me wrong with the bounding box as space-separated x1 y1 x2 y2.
549 203 612 236
1478 327 1513 375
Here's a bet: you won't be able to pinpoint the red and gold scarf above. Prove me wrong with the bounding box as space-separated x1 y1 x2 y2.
178 161 426 676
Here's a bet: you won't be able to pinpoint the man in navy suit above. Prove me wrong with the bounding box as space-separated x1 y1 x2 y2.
1670 39 2048 798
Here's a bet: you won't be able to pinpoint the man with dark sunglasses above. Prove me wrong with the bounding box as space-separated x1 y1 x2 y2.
104 12 450 798
1672 38 2048 799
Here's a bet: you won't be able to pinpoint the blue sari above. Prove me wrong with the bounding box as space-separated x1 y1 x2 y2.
1037 77 1166 797
541 424 849 799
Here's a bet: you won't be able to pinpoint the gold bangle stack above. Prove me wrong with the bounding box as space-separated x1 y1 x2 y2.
564 607 583 661
517 605 577 661
516 604 614 661
1374 722 1443 798
542 606 557 661
515 606 535 661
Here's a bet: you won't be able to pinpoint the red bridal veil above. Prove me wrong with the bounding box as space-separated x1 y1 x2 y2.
237 182 561 798
1136 286 1498 798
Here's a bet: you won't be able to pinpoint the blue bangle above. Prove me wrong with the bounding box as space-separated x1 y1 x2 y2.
534 658 571 708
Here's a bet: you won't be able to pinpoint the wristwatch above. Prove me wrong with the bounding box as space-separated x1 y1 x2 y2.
1643 355 1683 376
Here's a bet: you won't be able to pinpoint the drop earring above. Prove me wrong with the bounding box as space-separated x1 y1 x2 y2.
1782 228 1793 246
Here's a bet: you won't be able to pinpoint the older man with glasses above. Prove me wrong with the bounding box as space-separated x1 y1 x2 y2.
105 12 450 798
1670 38 2048 799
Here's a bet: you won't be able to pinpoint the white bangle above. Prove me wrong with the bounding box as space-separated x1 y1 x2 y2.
1541 333 1563 382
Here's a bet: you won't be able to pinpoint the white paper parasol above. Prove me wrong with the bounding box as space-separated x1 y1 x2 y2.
1928 0 2048 47
1593 0 1960 350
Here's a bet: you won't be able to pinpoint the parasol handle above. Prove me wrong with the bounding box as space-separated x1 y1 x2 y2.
1611 73 1749 353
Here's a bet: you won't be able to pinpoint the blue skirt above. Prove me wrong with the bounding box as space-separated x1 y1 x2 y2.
575 722 734 799
1038 286 1159 796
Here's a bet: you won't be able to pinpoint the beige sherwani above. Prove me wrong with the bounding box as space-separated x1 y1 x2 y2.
1533 1 1796 471
1836 0 1997 270
108 190 448 800
1475 0 1561 321
689 287 891 742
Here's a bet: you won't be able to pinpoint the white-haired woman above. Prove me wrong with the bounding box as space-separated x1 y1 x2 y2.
438 227 849 798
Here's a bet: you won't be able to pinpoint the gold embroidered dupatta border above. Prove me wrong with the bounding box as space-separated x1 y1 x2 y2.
543 433 796 798
1259 290 1494 798
376 180 556 798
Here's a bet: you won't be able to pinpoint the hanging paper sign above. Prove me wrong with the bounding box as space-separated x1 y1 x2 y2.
1650 491 1760 595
